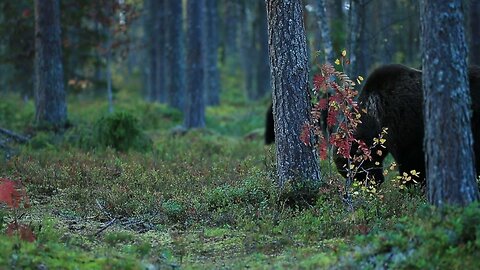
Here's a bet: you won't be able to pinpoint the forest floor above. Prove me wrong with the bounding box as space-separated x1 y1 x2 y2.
1 83 480 269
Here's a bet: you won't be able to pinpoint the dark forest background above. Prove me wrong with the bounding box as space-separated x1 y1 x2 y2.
2 0 478 111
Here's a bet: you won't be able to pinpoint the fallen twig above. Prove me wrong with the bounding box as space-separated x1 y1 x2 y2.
0 127 29 143
95 199 113 220
95 217 117 236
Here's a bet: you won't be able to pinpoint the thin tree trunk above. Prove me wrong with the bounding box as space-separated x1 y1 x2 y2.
265 0 321 193
240 1 256 100
156 0 167 103
106 29 113 113
255 1 271 99
421 0 479 206
315 0 334 63
184 0 206 129
34 0 67 128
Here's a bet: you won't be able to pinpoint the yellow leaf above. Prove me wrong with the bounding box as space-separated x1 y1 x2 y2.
358 75 364 81
375 162 380 166
335 59 340 65
349 164 355 170
342 50 347 57
410 170 420 177
380 138 386 144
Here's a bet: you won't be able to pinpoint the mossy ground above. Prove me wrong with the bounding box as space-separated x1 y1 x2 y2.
1 74 479 269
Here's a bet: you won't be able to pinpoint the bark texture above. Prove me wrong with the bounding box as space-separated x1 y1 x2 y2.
315 0 334 63
34 0 67 127
166 0 185 111
205 0 221 106
470 0 480 65
265 0 321 190
184 0 206 128
421 0 479 206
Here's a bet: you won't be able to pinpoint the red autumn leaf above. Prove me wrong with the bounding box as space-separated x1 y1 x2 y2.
318 137 328 160
300 123 311 146
0 179 19 208
317 98 328 110
0 178 27 209
6 223 36 242
327 110 338 127
313 74 327 91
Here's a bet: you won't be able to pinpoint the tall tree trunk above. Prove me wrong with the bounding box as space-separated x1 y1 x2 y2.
265 0 321 194
106 29 114 113
315 0 334 63
347 0 368 78
379 0 395 64
240 0 256 100
34 0 67 128
145 0 158 102
156 0 167 103
204 0 221 106
255 1 271 99
166 0 185 111
421 0 479 206
470 0 480 65
224 0 239 57
184 0 206 129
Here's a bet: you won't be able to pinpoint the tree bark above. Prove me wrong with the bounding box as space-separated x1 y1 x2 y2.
34 0 67 128
166 0 185 111
265 0 321 192
255 1 271 99
315 0 334 63
145 0 158 102
347 0 368 78
156 0 167 103
469 0 480 65
421 0 479 206
184 0 206 129
204 0 221 106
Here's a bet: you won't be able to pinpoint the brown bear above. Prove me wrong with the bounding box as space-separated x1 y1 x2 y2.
334 64 480 186
265 103 275 145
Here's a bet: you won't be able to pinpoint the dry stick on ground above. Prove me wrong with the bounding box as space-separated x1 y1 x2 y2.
95 218 117 236
0 127 29 143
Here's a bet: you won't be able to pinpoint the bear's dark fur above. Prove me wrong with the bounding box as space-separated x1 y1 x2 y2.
335 64 480 186
265 103 275 144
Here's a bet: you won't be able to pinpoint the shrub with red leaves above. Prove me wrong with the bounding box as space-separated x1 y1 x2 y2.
0 178 35 242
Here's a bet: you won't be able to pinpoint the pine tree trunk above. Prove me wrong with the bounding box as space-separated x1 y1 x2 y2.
265 0 321 193
421 0 479 206
255 1 271 99
347 0 368 78
470 0 480 65
34 0 67 128
156 0 167 103
166 0 185 111
145 0 158 102
315 0 334 63
184 0 206 129
204 0 221 106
